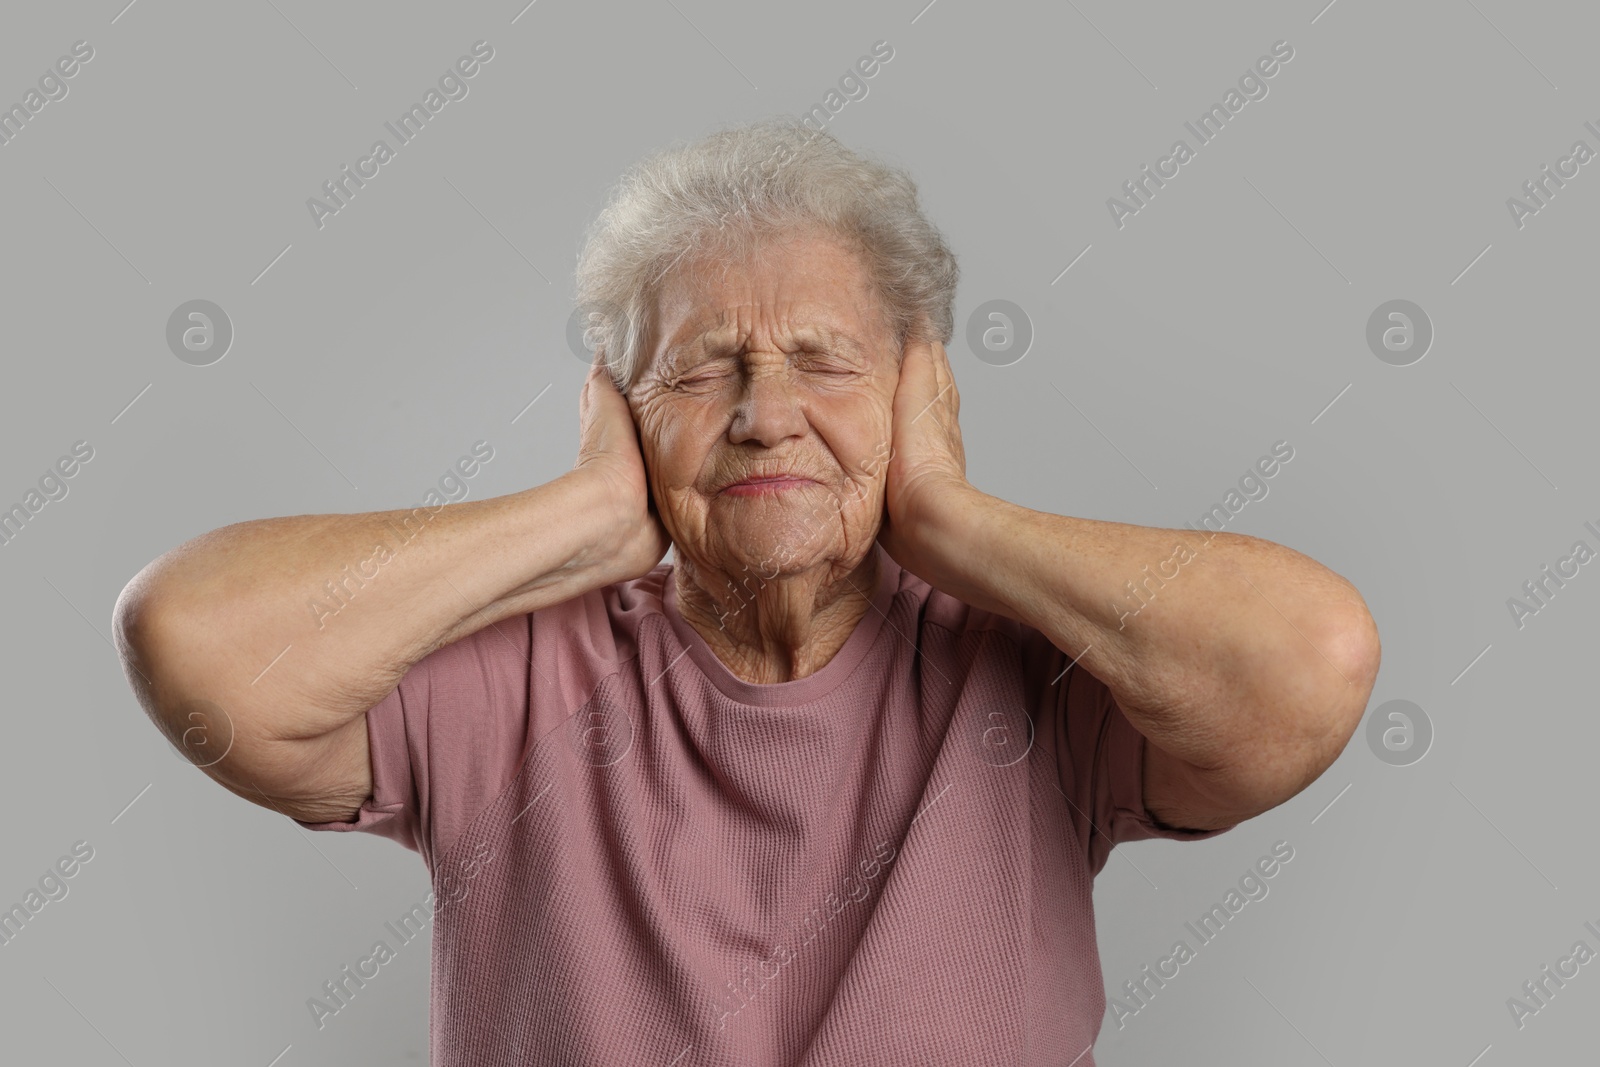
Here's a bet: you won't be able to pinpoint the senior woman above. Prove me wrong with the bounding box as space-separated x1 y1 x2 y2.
113 118 1380 1066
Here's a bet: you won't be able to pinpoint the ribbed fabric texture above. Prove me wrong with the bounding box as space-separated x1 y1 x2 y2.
300 543 1233 1064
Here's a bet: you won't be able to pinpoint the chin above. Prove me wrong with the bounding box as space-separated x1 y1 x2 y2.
711 529 835 580
699 491 875 571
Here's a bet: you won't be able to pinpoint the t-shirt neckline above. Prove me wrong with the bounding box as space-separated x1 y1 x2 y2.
659 544 900 707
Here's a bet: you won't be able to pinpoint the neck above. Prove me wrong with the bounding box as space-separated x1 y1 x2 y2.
673 549 881 684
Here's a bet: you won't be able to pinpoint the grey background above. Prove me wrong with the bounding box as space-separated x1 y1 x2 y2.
1 0 1593 1063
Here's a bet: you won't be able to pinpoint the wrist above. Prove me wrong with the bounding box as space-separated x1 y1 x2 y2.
556 468 668 584
553 467 637 552
894 483 1013 612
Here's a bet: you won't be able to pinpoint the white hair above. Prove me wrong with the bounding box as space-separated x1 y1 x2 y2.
573 116 958 393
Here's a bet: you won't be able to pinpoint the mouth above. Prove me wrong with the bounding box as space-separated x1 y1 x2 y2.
719 474 819 497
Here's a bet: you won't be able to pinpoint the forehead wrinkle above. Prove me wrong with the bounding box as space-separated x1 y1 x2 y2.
648 230 893 380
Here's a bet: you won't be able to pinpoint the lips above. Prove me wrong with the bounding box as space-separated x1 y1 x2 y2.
720 473 817 494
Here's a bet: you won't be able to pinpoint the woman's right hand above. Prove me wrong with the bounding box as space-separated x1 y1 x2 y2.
570 357 672 582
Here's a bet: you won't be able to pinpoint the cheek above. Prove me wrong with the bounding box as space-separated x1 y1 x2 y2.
639 402 710 486
819 395 894 479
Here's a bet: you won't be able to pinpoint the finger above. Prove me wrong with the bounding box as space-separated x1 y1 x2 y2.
902 338 937 395
930 339 951 389
914 342 956 427
932 340 960 416
581 366 628 449
894 340 938 427
919 339 954 421
581 357 603 425
920 339 942 400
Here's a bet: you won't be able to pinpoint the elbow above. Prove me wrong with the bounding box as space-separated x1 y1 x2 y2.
1324 597 1382 729
112 560 198 718
112 564 171 692
112 569 148 653
112 569 154 685
113 569 245 773
1280 601 1382 796
1217 602 1382 817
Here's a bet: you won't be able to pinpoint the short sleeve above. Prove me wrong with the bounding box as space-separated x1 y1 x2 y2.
1057 659 1236 876
293 613 537 873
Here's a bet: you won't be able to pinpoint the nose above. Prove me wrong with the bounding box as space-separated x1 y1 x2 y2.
727 362 807 448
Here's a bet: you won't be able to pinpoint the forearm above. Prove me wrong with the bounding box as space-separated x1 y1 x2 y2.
914 489 1378 775
114 471 633 743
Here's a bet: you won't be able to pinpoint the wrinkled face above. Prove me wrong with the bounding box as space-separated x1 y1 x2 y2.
627 229 900 584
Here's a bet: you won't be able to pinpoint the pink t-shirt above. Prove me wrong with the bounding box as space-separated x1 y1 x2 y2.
301 543 1233 1065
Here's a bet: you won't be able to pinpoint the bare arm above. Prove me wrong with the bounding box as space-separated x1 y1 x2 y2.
877 339 1381 832
912 495 1380 830
112 363 667 823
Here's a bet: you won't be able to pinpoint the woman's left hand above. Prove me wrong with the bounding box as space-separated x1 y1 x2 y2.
877 338 976 569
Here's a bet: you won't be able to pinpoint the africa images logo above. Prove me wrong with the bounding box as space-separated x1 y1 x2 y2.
305 41 495 230
1106 40 1295 229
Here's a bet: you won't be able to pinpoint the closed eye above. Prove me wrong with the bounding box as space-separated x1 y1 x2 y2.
671 347 863 386
797 350 862 375
670 352 739 386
